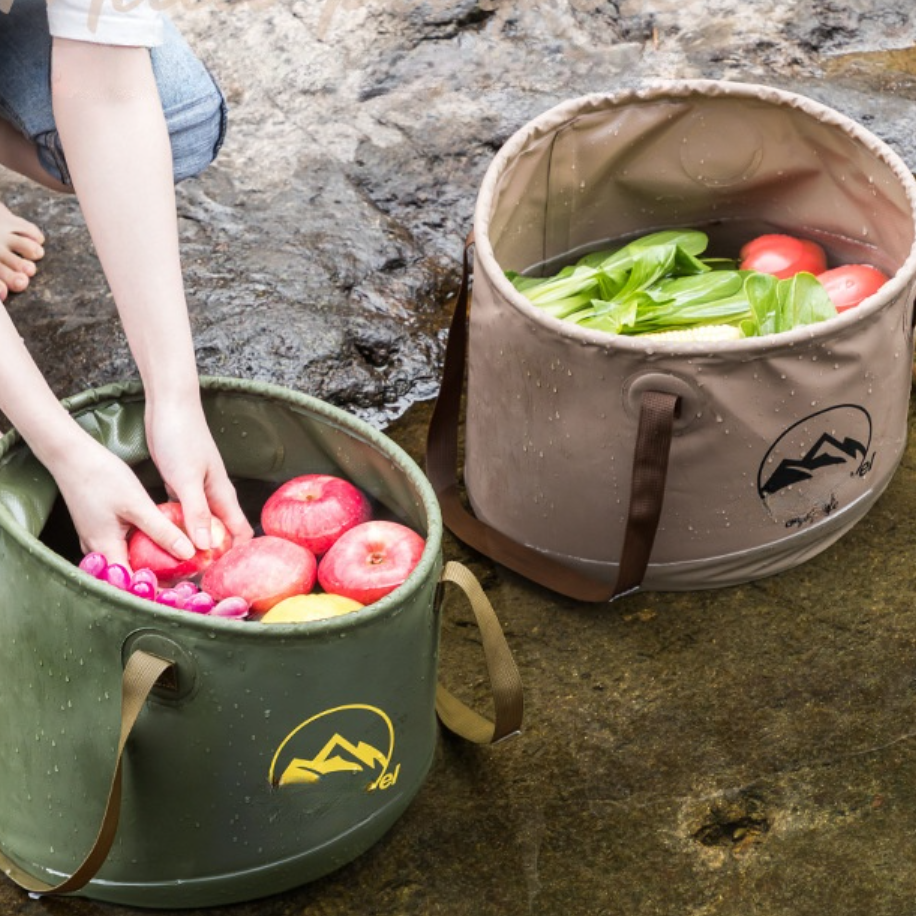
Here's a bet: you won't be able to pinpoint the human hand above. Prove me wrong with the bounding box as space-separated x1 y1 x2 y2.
144 396 254 553
50 432 196 569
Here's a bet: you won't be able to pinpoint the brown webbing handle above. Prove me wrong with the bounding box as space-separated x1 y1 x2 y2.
0 650 173 896
426 234 679 603
436 560 524 744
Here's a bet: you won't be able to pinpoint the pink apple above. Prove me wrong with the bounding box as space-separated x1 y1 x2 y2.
201 535 317 614
317 520 425 605
127 502 231 587
260 474 372 555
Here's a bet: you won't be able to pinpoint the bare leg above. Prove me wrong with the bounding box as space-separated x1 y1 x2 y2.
0 117 68 301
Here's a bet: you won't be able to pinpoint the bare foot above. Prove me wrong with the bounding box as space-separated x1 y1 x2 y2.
0 202 45 300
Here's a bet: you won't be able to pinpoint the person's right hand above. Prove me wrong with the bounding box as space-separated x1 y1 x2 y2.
144 394 254 553
48 430 196 570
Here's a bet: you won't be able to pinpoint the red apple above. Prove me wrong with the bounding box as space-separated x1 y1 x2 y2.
317 520 425 605
201 535 317 614
127 502 231 587
260 474 372 555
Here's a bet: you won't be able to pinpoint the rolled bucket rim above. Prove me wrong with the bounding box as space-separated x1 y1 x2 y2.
473 78 916 355
0 375 443 638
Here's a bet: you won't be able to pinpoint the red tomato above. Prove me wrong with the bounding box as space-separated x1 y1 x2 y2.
739 233 827 279
816 264 889 312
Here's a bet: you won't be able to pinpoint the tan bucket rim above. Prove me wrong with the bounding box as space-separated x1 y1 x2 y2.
473 79 916 356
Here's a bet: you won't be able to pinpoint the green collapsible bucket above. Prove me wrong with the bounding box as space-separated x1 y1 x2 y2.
0 377 522 908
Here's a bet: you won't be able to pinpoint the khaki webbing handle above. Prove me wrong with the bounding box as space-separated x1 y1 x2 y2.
436 560 524 744
0 650 173 897
425 234 679 603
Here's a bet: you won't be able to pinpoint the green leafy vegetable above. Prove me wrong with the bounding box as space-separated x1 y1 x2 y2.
740 271 837 337
507 229 838 339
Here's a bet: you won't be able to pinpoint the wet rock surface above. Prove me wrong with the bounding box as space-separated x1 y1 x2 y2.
2 1 916 914
4 0 916 425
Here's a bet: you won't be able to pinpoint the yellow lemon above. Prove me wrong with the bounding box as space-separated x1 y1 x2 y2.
260 593 364 623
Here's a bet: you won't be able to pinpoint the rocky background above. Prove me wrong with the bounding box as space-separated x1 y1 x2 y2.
2 0 916 424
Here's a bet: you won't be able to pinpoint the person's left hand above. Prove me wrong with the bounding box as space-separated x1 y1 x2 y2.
144 396 254 552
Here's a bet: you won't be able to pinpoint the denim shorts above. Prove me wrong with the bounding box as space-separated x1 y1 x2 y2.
0 4 227 186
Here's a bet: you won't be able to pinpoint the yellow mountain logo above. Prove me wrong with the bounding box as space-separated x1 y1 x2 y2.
278 734 388 785
269 704 399 792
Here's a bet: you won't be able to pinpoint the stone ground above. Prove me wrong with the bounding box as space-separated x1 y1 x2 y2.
3 1 916 914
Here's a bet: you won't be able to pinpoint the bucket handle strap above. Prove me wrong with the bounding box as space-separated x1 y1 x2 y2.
0 650 173 897
436 560 524 744
425 233 679 603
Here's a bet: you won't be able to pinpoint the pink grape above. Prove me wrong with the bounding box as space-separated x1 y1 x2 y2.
172 580 199 599
129 580 156 601
102 563 131 591
184 592 215 614
210 596 250 619
131 567 159 591
78 553 107 578
155 588 186 609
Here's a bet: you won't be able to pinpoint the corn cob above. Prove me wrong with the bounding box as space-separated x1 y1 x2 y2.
637 324 742 342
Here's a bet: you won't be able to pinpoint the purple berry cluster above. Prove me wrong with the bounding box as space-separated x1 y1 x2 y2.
78 552 250 619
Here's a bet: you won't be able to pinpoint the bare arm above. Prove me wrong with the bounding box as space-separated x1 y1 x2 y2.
50 39 252 554
0 305 196 566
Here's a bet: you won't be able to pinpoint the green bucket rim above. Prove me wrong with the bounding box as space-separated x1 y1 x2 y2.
0 376 443 638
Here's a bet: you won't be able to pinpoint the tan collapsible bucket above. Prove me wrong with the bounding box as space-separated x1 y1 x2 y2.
427 80 916 598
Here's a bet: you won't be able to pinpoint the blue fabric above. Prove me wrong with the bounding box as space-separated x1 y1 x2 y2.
0 3 227 185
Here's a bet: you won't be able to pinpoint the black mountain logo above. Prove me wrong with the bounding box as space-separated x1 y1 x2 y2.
760 433 867 496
